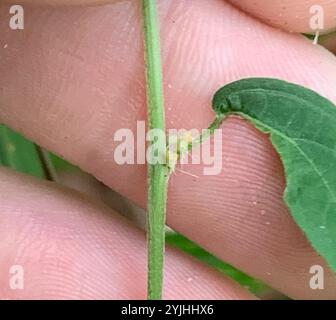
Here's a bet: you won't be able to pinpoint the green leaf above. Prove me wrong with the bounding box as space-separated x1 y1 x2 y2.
212 78 336 272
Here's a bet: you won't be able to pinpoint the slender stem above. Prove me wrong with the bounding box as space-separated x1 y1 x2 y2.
187 115 226 152
142 0 226 299
142 0 169 300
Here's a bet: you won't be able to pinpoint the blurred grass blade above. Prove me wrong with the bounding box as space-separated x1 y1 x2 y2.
166 232 269 296
0 125 49 179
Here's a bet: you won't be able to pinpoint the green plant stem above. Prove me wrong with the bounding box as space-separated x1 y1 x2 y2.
143 0 169 300
190 115 226 149
142 0 226 299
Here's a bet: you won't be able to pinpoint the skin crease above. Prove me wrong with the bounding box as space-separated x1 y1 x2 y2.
0 0 336 299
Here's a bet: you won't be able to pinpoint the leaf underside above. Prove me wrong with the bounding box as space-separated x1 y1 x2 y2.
213 78 336 272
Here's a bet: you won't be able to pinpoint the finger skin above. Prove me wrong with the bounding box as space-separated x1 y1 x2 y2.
0 168 254 300
0 0 336 298
227 0 336 34
4 0 116 6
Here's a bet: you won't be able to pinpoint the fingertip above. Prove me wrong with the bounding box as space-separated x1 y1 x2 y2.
3 0 118 7
227 0 336 34
0 168 255 300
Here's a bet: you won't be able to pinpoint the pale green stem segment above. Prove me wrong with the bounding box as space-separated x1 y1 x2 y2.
190 115 226 149
142 0 170 300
